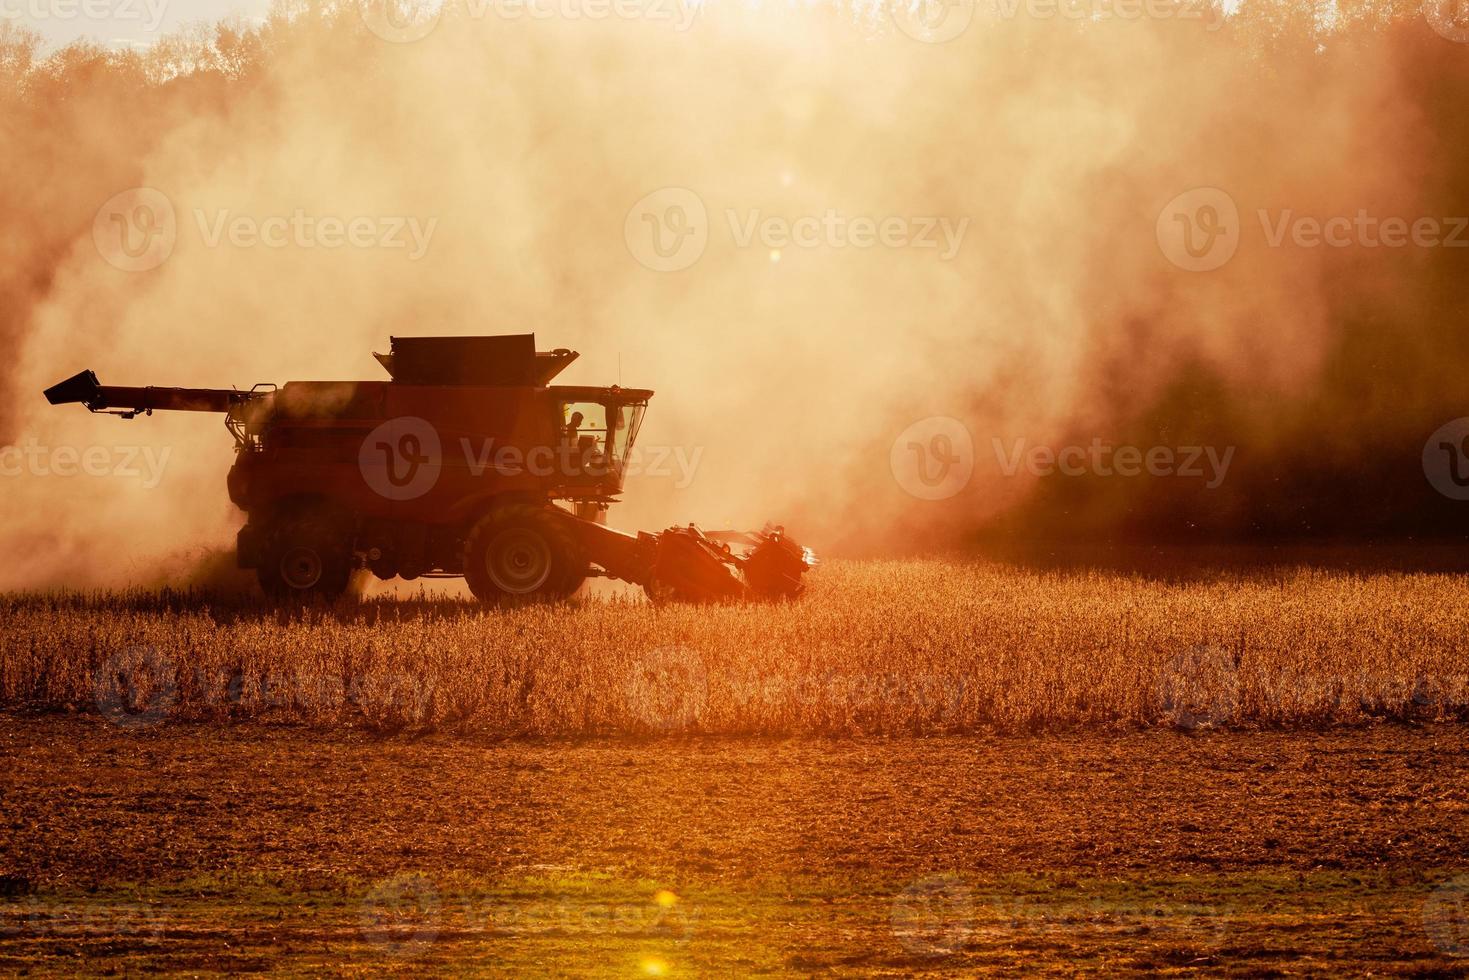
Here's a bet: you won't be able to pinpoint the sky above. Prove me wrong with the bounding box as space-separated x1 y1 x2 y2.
5 0 271 51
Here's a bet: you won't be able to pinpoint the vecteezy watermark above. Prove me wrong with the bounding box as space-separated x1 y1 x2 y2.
625 187 969 272
890 421 1235 500
736 670 975 728
355 879 697 959
91 663 441 729
358 416 704 502
893 0 1223 41
1157 645 1239 731
993 438 1235 488
1425 0 1469 43
469 0 698 29
360 874 442 958
624 187 709 272
360 0 442 43
0 438 171 488
1270 671 1469 718
193 209 437 260
726 209 968 260
471 888 697 942
890 416 975 502
359 0 699 42
1423 418 1469 501
0 0 169 31
93 187 438 271
360 417 444 502
0 898 169 941
1158 186 1469 272
891 881 1228 958
93 646 177 730
1425 876 1469 956
891 0 975 42
1062 896 1229 951
992 0 1224 29
93 187 177 273
239 671 438 721
891 875 975 957
624 646 709 731
1256 210 1469 249
1156 187 1241 272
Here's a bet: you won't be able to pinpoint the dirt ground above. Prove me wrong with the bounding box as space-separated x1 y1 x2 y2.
3 716 1469 974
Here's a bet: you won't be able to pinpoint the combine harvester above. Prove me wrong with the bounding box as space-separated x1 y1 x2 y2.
45 335 813 604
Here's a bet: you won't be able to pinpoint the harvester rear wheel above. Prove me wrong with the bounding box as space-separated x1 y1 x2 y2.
463 505 586 604
257 515 353 602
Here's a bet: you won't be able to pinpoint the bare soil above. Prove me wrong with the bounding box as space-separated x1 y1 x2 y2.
2 717 1467 884
3 717 1469 974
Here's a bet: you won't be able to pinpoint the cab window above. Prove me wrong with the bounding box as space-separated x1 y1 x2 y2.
560 402 608 457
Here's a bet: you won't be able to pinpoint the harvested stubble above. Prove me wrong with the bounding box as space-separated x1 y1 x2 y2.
2 559 1467 735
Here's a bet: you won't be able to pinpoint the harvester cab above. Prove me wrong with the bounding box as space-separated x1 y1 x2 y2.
44 335 813 604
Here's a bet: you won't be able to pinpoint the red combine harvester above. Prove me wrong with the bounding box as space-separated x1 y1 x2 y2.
44 335 813 603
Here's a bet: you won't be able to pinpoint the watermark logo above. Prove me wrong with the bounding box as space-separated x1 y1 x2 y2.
95 188 437 269
1424 418 1469 501
625 187 708 272
93 187 176 273
627 188 968 271
1425 0 1469 43
624 646 708 732
1425 876 1469 955
359 416 706 499
1160 189 1468 271
1157 645 1239 731
891 416 975 501
891 0 975 42
891 874 974 956
1157 187 1240 272
360 417 443 501
359 0 443 43
93 646 176 730
360 874 442 957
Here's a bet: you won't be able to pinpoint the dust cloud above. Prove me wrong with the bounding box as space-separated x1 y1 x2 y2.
0 0 1464 589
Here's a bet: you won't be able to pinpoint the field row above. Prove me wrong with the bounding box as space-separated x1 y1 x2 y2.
3 560 1468 734
3 870 1460 977
4 718 1469 974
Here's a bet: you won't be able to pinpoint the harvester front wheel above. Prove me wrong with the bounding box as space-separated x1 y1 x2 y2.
463 505 586 604
257 516 353 602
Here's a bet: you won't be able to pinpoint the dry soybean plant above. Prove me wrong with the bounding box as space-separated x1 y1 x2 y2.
2 560 1468 735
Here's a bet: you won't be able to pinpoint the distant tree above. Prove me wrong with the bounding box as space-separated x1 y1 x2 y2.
0 21 41 86
214 22 266 81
